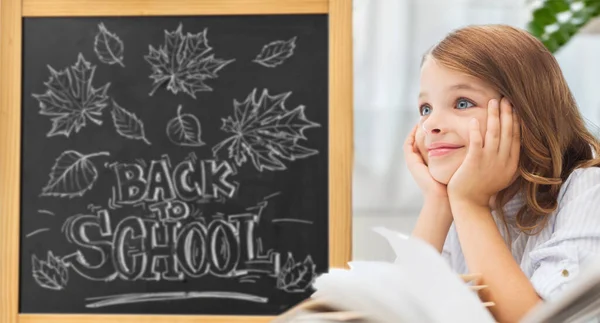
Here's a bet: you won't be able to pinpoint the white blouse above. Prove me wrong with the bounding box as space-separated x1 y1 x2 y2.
442 166 600 301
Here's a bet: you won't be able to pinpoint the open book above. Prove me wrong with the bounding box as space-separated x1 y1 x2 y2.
273 227 600 323
273 227 496 323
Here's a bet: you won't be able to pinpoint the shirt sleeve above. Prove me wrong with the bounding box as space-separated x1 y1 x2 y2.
442 221 469 274
441 224 455 268
528 167 600 300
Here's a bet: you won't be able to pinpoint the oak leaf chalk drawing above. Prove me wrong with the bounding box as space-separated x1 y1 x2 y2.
32 53 111 138
32 251 69 290
166 105 205 147
111 100 151 145
212 88 320 172
144 23 235 98
94 22 125 67
276 253 316 293
41 150 110 198
253 37 297 68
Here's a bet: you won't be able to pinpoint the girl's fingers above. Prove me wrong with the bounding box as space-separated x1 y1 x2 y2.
511 109 521 159
404 124 424 164
403 128 428 169
404 124 418 152
485 99 500 154
499 97 514 159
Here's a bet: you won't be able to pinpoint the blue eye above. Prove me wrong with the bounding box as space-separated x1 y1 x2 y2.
420 105 431 116
456 98 474 109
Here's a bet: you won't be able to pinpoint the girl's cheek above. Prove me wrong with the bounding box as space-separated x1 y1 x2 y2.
416 124 425 142
478 116 488 138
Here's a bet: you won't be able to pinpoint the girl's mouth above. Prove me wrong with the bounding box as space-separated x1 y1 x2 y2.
428 147 463 157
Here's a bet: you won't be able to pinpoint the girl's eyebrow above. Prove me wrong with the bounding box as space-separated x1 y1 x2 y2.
447 83 485 93
419 83 486 99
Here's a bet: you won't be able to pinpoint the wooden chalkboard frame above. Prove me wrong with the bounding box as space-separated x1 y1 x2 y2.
0 0 352 322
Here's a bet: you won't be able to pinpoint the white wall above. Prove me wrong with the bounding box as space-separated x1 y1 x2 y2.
351 0 600 262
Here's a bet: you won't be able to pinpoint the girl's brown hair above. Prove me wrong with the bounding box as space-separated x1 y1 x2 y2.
425 24 600 235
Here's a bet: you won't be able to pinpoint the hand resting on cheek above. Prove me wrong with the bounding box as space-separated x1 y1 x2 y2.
446 97 521 208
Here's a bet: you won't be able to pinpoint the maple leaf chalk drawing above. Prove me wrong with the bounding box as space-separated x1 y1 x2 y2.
253 36 297 68
212 88 320 172
110 100 151 145
41 150 110 198
32 53 111 138
144 23 235 99
276 253 316 293
94 22 125 67
166 105 205 147
32 251 69 290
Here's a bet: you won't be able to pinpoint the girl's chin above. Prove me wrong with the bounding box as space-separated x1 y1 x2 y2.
431 178 450 186
428 167 456 185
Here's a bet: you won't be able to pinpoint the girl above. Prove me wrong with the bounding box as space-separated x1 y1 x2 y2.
405 24 600 323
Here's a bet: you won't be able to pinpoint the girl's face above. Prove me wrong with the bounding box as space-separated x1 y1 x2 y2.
416 58 501 184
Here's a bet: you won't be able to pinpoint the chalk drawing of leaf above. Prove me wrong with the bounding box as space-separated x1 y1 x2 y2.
276 253 316 293
32 251 69 290
111 100 151 145
32 53 111 138
253 36 297 68
166 105 205 147
94 22 125 67
41 150 110 198
144 23 235 99
212 88 320 172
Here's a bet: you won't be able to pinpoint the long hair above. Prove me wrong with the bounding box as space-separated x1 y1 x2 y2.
425 24 600 235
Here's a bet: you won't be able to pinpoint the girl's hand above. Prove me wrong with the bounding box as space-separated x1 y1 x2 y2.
447 97 520 208
404 123 448 199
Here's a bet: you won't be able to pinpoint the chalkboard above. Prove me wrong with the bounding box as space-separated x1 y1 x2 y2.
19 14 328 316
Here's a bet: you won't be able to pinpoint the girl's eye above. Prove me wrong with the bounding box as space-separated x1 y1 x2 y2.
420 105 431 116
456 98 475 109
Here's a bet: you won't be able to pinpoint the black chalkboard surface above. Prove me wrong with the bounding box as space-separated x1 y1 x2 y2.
20 14 328 316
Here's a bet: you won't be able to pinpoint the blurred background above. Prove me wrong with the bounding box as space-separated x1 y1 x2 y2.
351 0 600 261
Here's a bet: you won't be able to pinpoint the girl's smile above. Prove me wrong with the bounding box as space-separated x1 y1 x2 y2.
428 146 464 157
427 142 465 157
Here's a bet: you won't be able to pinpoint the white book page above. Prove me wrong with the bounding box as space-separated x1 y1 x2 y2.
371 226 496 323
312 263 429 323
